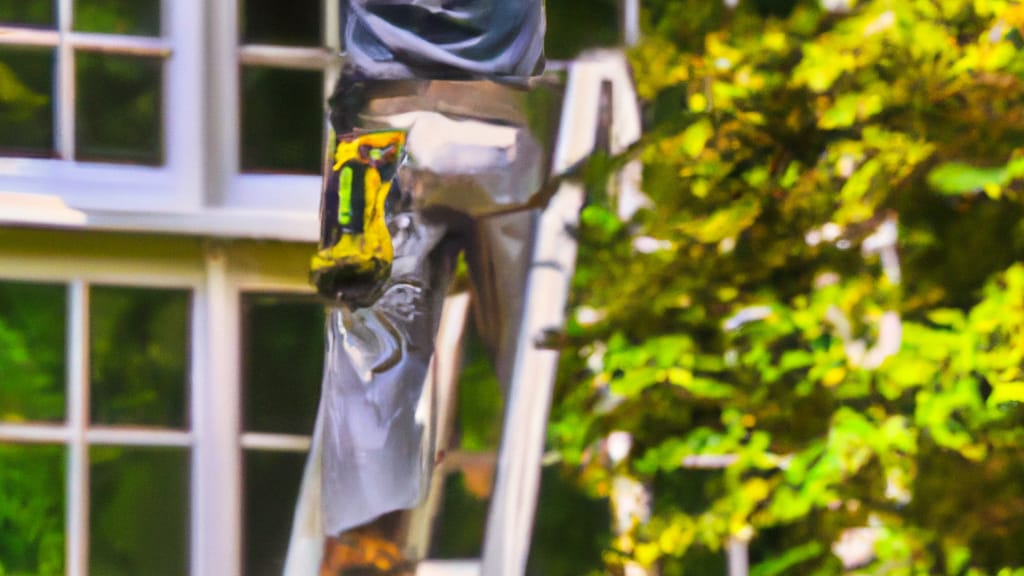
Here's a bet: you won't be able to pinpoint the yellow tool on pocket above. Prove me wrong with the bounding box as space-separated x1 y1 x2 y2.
311 129 406 307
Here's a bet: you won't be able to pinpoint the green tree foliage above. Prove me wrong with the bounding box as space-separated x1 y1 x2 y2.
552 0 1024 573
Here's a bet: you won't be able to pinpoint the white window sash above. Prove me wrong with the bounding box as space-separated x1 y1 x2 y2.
212 0 339 217
0 0 204 213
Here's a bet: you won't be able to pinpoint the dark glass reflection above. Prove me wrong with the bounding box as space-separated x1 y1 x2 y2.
0 1 55 27
545 0 619 59
89 446 188 576
74 0 161 36
243 449 307 576
89 285 189 428
0 47 55 158
526 466 611 575
242 0 321 46
241 293 324 434
75 53 163 165
454 323 504 452
0 280 66 423
0 444 65 576
240 66 322 174
425 324 504 559
428 469 492 558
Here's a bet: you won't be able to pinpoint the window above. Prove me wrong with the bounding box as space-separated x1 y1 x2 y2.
0 0 202 212
0 229 323 575
0 0 328 235
0 0 627 235
239 0 324 175
0 279 193 576
215 0 339 213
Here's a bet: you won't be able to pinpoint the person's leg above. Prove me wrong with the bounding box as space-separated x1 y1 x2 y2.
292 203 463 575
319 208 460 536
290 74 558 573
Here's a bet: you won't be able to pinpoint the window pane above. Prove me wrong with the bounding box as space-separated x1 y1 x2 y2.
0 444 65 576
243 450 306 576
453 324 504 452
75 53 163 165
0 280 66 423
240 66 322 174
0 46 55 158
89 446 188 576
241 293 323 434
89 286 189 428
428 469 492 558
545 0 619 60
74 0 161 36
242 0 321 46
526 466 610 574
0 0 55 28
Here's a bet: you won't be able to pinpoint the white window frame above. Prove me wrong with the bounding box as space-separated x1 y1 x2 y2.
209 0 339 217
194 244 323 576
0 0 204 213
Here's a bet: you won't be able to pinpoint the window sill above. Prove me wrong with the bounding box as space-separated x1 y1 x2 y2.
0 157 189 210
224 172 321 215
0 191 318 243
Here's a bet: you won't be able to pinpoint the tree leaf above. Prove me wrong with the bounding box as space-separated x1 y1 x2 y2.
927 162 1008 195
680 197 761 243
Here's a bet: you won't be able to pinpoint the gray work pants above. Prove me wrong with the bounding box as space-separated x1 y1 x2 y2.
316 78 561 535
